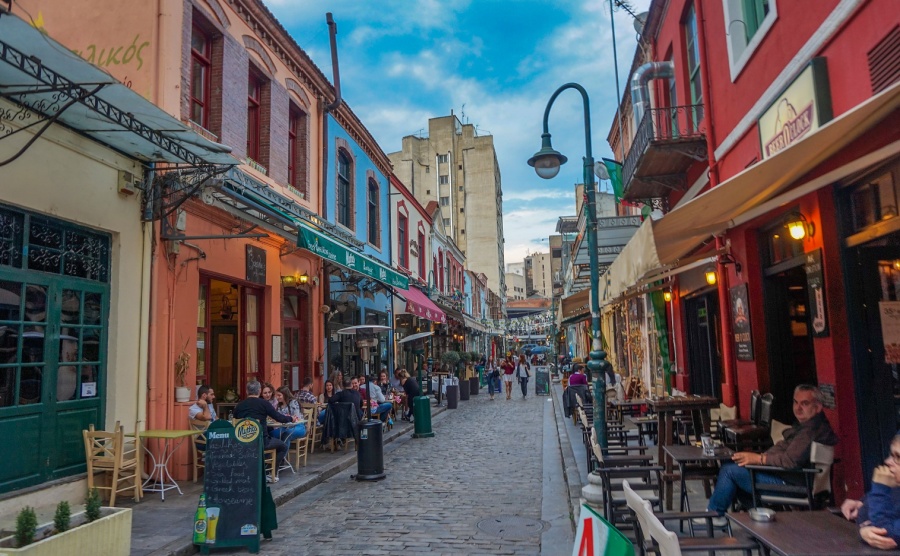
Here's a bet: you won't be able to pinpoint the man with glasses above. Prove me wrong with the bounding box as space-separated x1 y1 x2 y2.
841 432 900 550
697 384 838 527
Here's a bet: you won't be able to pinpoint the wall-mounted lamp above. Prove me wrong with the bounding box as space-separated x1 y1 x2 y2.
704 266 718 286
663 290 672 303
784 211 815 240
298 273 309 285
282 273 313 287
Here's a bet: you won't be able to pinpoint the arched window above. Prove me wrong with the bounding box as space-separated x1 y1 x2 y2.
417 230 426 279
438 250 444 293
367 178 380 247
397 212 408 268
336 150 353 228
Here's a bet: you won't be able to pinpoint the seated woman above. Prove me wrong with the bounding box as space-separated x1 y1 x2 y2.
273 386 306 443
841 433 900 550
317 380 335 425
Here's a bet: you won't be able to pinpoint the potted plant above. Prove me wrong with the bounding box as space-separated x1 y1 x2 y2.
440 351 460 378
174 338 191 403
459 351 473 379
0 491 132 554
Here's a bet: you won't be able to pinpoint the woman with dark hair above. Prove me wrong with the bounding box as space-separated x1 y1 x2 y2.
515 354 531 399
501 354 515 400
317 380 335 425
273 386 306 443
486 356 499 401
261 382 277 408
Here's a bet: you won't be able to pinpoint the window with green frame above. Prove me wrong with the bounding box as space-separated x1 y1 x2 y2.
684 3 704 125
742 0 770 43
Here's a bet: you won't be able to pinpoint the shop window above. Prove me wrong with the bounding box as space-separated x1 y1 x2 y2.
190 24 212 129
367 178 381 248
849 169 898 233
336 149 354 229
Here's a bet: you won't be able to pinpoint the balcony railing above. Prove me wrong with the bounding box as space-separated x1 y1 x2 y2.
623 104 705 190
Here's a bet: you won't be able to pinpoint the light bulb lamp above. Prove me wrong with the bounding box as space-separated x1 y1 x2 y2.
528 82 609 452
663 290 672 303
785 211 814 240
704 266 718 286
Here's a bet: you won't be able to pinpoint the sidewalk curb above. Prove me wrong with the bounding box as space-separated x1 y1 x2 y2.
551 381 582 528
147 405 449 556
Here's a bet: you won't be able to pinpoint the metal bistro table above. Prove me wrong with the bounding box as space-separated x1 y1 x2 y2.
609 398 647 423
130 429 200 501
663 444 733 512
648 395 719 509
629 415 659 446
728 510 886 556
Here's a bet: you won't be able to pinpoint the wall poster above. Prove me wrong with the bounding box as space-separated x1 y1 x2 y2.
879 301 900 364
730 283 754 361
804 249 829 337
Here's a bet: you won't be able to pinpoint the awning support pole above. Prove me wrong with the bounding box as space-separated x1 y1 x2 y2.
716 236 738 407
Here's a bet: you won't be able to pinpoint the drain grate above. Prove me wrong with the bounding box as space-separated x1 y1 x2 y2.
477 516 546 539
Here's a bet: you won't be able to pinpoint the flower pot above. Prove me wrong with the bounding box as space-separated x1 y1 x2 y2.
174 386 190 403
0 507 131 555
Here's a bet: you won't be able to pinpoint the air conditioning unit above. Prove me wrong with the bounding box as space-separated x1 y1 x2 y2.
118 170 139 195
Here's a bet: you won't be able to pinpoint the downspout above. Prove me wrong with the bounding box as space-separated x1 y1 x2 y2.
321 12 342 219
630 61 674 130
693 0 720 186
137 166 155 435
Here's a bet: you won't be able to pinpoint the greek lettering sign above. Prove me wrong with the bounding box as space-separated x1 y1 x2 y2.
804 249 829 337
758 58 832 159
201 419 261 553
298 223 408 289
730 283 754 361
245 245 266 284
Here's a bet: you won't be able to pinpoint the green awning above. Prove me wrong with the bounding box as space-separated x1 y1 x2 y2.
297 223 408 289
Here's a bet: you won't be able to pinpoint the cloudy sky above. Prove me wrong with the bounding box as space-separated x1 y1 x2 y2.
267 0 651 266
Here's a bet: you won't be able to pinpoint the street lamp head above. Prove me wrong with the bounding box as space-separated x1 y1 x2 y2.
527 133 567 180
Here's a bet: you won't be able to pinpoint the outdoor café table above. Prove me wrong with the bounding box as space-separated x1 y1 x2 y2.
727 510 886 556
647 395 719 509
129 429 200 501
609 397 647 423
663 444 733 511
629 415 659 446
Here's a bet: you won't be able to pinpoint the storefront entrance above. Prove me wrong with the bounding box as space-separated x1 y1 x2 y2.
684 291 722 399
281 288 310 391
763 260 817 424
197 277 263 398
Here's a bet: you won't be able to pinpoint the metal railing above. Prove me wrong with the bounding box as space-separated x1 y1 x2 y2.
623 104 705 190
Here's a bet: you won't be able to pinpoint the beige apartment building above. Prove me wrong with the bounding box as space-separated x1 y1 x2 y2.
526 252 553 298
505 272 526 301
388 114 506 307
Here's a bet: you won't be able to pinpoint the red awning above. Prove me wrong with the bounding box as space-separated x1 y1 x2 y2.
396 286 446 323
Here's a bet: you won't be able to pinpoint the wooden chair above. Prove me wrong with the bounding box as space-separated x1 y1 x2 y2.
263 448 278 482
83 422 141 507
623 480 756 556
189 418 209 483
290 409 313 469
301 403 323 454
747 441 835 510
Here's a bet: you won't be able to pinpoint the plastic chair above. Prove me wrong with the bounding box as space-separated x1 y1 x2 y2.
83 422 141 506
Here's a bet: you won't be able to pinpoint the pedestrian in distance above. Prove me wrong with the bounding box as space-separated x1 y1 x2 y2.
515 354 531 399
399 369 420 421
486 356 500 400
501 353 515 400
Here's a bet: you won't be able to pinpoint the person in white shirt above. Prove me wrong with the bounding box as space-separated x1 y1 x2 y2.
189 385 217 423
366 378 394 424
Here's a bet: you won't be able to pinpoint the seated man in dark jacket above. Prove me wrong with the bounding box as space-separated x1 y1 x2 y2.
330 378 363 420
703 384 838 524
234 380 295 482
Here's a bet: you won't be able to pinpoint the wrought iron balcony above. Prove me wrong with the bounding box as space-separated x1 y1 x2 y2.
622 104 707 201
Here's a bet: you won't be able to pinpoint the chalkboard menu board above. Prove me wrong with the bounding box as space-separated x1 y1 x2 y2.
245 245 266 285
534 365 550 396
804 249 829 337
200 419 261 554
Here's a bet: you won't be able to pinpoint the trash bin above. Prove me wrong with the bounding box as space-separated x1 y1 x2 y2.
459 377 470 400
446 384 459 409
469 377 479 395
355 419 385 481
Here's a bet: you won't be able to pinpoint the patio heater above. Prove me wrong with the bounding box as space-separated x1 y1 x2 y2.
337 324 390 481
398 331 435 438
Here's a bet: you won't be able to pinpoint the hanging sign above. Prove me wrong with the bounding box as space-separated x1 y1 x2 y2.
245 244 267 285
879 301 900 364
804 249 829 337
730 283 754 361
200 419 262 553
297 223 409 289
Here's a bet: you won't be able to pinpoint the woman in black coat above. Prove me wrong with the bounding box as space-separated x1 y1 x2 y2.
399 369 420 421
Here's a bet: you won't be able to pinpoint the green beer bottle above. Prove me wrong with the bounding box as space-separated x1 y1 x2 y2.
193 493 208 544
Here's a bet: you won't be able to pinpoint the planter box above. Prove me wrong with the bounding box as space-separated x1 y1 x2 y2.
0 507 131 555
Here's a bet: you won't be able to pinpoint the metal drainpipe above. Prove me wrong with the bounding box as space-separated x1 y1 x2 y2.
693 0 720 186
715 236 738 406
630 61 675 130
321 13 343 220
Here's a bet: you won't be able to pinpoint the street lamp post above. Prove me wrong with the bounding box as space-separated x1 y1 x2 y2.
528 83 609 451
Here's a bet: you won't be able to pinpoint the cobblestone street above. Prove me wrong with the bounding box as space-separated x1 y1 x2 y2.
252 389 572 556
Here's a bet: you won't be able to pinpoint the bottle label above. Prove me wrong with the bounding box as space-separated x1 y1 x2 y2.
195 519 207 534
